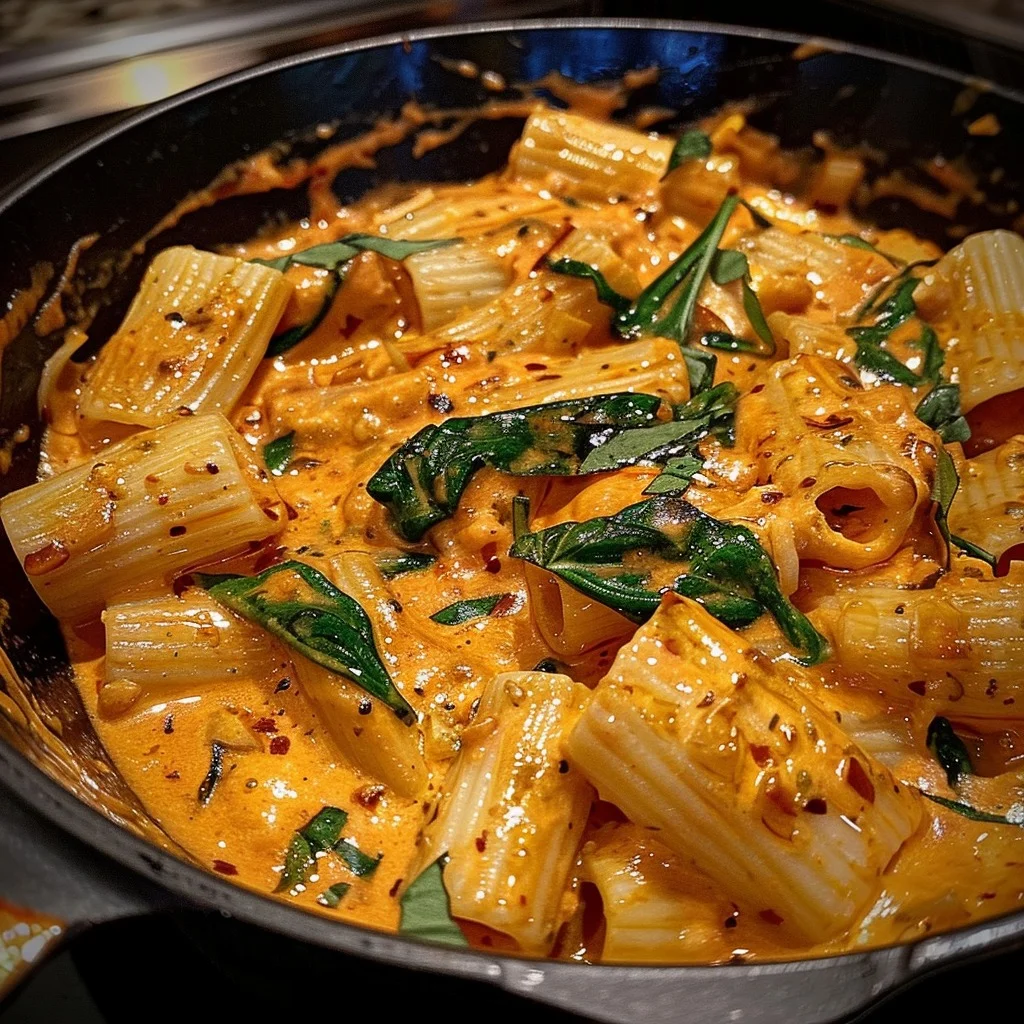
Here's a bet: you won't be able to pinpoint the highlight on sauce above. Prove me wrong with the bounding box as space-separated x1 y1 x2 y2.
3 90 1024 965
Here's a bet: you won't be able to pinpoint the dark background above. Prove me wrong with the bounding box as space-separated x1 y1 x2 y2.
1 1 1022 1021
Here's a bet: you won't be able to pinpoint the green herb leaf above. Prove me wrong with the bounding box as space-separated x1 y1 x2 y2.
921 791 1023 826
366 393 665 541
740 198 774 229
847 278 923 384
277 833 314 893
263 432 295 476
710 249 748 286
824 233 904 265
341 233 459 263
667 130 712 172
547 258 630 313
375 551 436 579
926 717 973 788
195 561 416 723
266 274 341 357
510 494 829 665
399 857 468 947
643 454 703 494
931 446 960 548
682 347 717 395
916 382 970 444
197 741 224 806
701 332 761 353
741 276 775 352
317 882 351 908
578 418 707 474
431 593 517 626
301 806 349 853
950 533 998 568
334 839 383 878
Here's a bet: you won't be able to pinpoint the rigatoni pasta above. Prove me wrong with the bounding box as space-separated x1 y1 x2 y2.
8 94 1024 965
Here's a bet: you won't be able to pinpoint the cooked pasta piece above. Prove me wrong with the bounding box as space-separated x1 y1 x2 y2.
101 591 290 715
947 435 1024 558
405 240 512 330
509 109 673 202
923 230 1024 412
736 355 935 569
79 246 291 427
811 564 1024 716
415 671 593 954
550 227 642 298
567 596 921 944
582 822 757 964
0 413 284 621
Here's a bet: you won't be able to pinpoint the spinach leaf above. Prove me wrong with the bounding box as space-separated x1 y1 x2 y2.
701 332 761 354
708 249 775 355
431 593 518 625
510 494 829 665
739 198 774 229
366 392 665 541
334 839 383 878
375 551 436 579
709 248 747 285
847 278 924 384
256 234 456 356
317 882 351 908
195 561 416 723
642 455 703 494
545 258 630 313
824 234 904 265
667 130 712 172
578 419 707 474
682 346 718 395
926 717 973 788
921 792 1023 827
931 447 960 548
916 381 970 444
263 431 295 476
276 806 348 893
399 857 468 947
197 741 224 806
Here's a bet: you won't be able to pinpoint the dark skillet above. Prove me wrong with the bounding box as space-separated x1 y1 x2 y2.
1 19 1023 1024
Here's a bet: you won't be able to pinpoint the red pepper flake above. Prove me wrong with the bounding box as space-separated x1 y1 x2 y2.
804 797 828 815
169 525 187 537
799 476 817 489
749 743 773 767
212 859 238 876
908 680 927 697
760 491 784 505
354 784 386 809
996 542 1024 577
206 462 220 475
759 908 784 926
846 757 875 804
165 770 180 780
697 691 715 708
427 392 454 413
252 717 278 733
269 736 291 755
491 593 520 617
163 715 174 735
475 830 488 853
481 541 501 574
24 540 69 576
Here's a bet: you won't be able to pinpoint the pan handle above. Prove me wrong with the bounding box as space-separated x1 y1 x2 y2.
0 780 181 1003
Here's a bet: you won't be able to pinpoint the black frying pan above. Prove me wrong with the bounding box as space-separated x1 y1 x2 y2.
2 19 1023 1024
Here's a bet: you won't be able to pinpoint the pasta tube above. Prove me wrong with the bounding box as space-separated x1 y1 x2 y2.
736 354 934 569
509 109 673 202
947 435 1024 559
0 413 284 622
79 246 291 427
567 595 921 944
416 671 593 954
101 591 290 715
405 240 511 331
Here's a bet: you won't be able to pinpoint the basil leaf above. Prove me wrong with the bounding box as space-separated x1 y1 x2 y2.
710 249 748 286
195 561 416 724
197 741 224 806
301 806 349 853
547 258 631 313
375 551 436 580
399 857 468 947
367 393 665 541
276 805 349 894
921 791 1023 827
741 276 775 352
931 447 960 547
674 380 738 445
667 130 712 172
950 533 998 569
317 882 351 908
342 233 459 263
916 382 970 444
642 454 703 494
334 839 382 878
510 494 829 665
254 234 456 274
266 273 341 357
683 346 717 395
431 593 517 625
926 717 973 788
263 431 295 476
701 331 761 354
